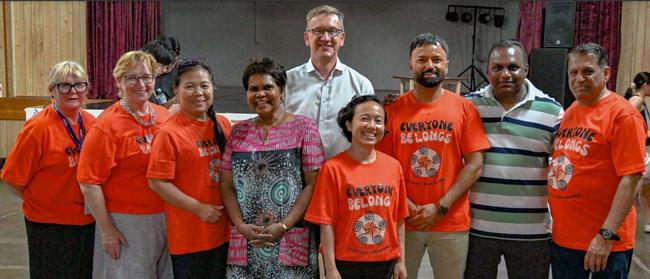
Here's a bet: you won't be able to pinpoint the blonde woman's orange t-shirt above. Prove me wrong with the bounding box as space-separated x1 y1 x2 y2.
147 112 232 255
376 90 490 232
1 105 95 225
548 93 645 251
77 102 171 214
305 151 409 262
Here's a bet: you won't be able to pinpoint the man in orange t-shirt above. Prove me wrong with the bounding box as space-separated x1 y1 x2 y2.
547 43 645 278
376 33 489 278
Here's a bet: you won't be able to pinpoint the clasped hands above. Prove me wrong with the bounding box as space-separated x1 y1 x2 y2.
407 203 442 231
237 222 286 248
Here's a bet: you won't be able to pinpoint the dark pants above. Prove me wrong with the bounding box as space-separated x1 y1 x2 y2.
171 243 229 279
551 241 633 279
24 218 94 279
465 235 550 279
334 260 396 279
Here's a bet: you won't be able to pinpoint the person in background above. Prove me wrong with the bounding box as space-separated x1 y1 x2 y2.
147 61 231 279
285 5 374 159
78 51 173 279
221 56 324 278
143 36 181 111
624 71 650 233
1 61 95 279
305 95 408 279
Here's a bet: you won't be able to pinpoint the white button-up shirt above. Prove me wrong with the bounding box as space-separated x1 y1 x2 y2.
285 58 374 159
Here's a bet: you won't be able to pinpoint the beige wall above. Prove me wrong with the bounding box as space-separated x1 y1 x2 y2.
617 1 650 95
1 1 85 157
3 1 86 97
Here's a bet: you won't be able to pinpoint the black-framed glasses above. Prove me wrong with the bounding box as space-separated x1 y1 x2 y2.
306 28 343 37
124 75 154 84
56 82 88 94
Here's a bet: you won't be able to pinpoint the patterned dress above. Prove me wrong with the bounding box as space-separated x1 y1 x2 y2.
221 115 324 279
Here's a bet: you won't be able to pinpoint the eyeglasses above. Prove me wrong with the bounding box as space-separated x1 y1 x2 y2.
306 28 343 37
124 75 154 85
56 82 88 94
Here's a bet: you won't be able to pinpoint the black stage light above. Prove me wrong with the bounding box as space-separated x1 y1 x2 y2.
461 12 473 23
446 7 459 22
479 12 492 24
494 9 505 27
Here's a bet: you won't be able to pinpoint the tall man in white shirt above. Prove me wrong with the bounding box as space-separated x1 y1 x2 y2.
285 5 374 159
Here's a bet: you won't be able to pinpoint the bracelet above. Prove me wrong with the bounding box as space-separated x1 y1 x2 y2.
280 222 290 232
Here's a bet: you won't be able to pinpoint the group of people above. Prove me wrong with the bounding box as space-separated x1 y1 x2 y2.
1 4 649 279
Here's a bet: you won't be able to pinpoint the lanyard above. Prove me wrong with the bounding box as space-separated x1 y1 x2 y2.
52 103 85 153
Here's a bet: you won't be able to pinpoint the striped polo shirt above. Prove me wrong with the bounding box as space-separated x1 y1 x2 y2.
465 79 563 240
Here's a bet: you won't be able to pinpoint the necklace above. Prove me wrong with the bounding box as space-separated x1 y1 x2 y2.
120 99 156 127
255 113 286 144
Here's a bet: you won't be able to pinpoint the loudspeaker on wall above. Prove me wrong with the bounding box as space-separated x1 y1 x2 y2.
543 1 576 48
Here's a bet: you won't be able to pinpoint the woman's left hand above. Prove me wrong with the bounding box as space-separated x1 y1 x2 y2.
252 223 285 246
392 261 407 279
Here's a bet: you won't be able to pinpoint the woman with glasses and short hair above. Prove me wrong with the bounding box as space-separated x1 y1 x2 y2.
78 51 173 279
1 61 95 278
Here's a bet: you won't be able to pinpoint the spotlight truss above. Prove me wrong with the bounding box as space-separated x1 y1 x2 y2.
446 5 505 92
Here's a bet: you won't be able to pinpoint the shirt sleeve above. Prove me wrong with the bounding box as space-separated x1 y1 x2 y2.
301 117 325 171
0 127 43 186
77 126 118 185
361 77 375 96
395 164 410 220
611 113 646 176
147 129 177 180
304 163 338 225
460 101 491 155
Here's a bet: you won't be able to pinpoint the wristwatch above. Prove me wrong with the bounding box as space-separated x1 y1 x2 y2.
599 229 621 241
435 201 448 216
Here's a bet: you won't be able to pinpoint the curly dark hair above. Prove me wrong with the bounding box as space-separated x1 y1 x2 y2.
242 56 287 91
337 95 385 142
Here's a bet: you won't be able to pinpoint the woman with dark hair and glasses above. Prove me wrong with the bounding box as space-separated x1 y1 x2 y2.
78 51 173 279
1 61 95 278
305 95 409 279
147 61 231 278
220 56 324 278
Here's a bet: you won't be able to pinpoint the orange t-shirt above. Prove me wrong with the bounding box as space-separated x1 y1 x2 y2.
77 102 171 214
1 105 95 225
548 93 645 251
147 112 232 255
376 90 490 232
305 151 409 262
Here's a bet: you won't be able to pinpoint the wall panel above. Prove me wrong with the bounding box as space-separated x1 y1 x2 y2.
6 1 86 97
617 2 650 95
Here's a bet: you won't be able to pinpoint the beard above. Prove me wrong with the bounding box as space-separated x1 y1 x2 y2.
415 70 445 88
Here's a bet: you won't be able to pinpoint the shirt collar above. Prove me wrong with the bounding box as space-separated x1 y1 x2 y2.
305 57 345 75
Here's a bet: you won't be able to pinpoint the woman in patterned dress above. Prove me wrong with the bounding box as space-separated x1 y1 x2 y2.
220 56 324 278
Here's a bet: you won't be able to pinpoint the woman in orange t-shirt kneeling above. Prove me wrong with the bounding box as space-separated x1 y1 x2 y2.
1 61 95 278
147 61 231 278
78 51 173 279
305 95 409 279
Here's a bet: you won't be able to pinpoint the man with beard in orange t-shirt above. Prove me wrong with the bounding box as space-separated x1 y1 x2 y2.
376 33 489 279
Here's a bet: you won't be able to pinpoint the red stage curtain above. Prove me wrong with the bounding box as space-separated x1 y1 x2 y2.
516 0 545 57
86 1 160 99
573 1 621 91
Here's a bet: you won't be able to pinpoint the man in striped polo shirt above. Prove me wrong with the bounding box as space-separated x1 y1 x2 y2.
464 40 564 278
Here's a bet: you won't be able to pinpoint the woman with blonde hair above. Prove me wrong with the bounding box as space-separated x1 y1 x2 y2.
1 61 95 278
78 51 173 278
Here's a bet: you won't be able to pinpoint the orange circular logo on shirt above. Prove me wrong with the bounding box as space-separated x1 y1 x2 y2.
548 155 575 191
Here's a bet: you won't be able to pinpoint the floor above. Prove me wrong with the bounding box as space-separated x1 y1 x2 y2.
2 87 650 278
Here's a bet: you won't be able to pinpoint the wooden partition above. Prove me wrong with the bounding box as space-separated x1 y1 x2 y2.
617 1 650 95
0 2 85 157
